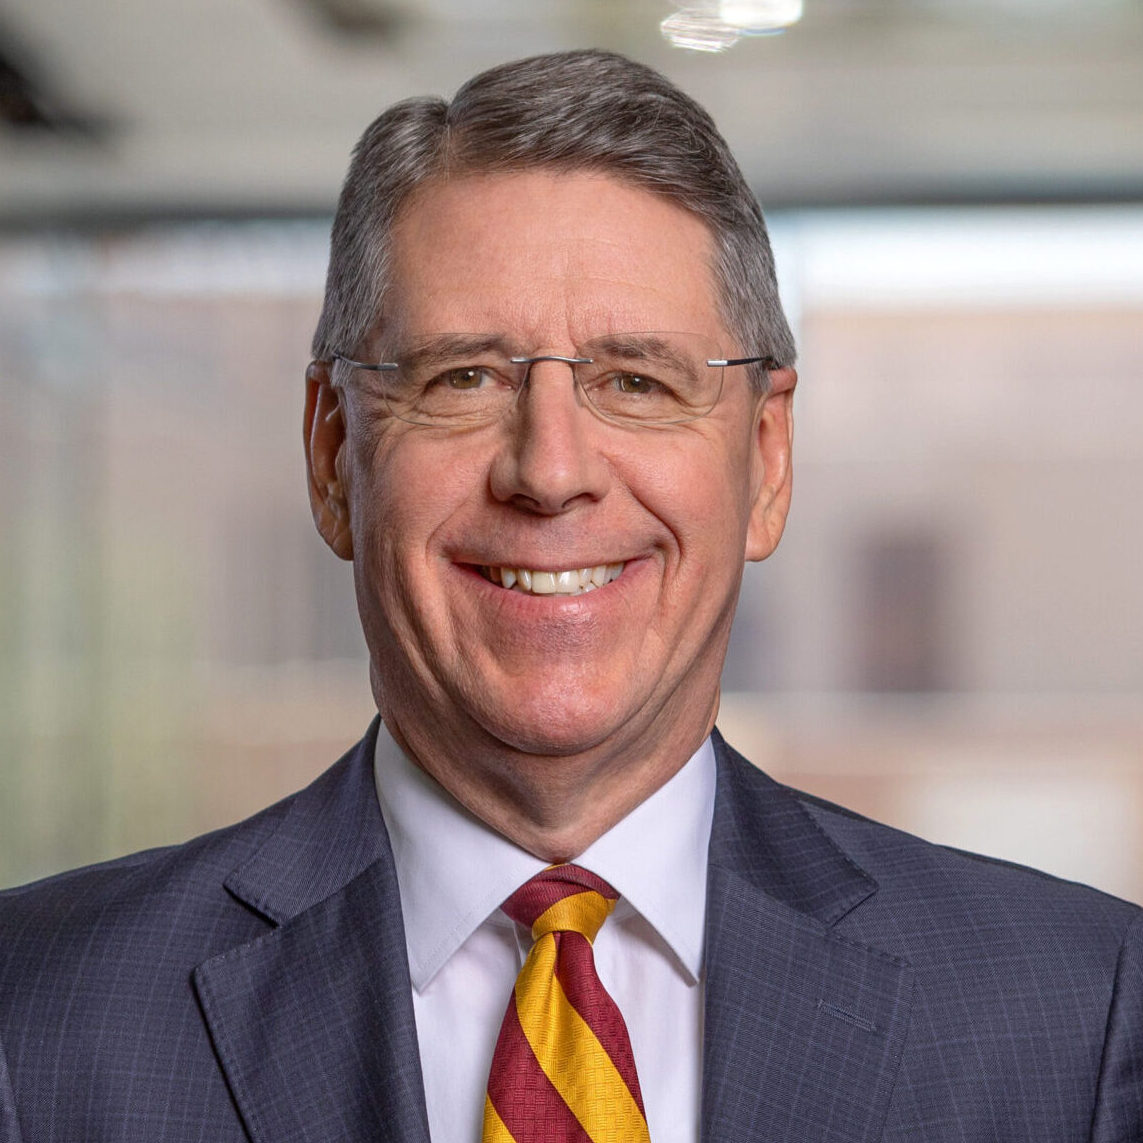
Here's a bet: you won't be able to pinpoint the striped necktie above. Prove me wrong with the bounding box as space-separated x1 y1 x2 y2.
483 863 651 1143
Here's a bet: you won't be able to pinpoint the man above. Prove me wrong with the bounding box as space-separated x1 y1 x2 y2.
1 49 1140 1143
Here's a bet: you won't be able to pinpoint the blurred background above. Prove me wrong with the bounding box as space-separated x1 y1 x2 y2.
1 0 1141 899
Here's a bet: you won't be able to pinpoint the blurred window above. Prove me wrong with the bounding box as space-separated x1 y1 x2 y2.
2 208 1141 897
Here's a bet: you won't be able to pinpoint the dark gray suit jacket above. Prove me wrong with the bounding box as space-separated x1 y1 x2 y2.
1 722 1141 1141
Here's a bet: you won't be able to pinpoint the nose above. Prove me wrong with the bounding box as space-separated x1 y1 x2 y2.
487 358 611 514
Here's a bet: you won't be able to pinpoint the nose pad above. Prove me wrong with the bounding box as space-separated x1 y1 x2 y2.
510 354 593 410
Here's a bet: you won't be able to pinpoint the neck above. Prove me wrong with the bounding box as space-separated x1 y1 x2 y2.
379 687 719 862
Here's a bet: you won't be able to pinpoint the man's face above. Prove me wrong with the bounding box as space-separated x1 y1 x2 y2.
309 170 793 786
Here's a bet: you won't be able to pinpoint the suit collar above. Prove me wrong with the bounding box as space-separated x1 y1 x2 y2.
708 728 877 926
702 731 913 1143
195 718 432 1143
222 718 389 924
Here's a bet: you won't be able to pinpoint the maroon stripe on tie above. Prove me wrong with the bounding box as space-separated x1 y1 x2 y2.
486 993 593 1143
502 865 619 928
554 932 647 1115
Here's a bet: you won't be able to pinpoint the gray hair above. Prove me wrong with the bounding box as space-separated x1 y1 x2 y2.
311 49 795 388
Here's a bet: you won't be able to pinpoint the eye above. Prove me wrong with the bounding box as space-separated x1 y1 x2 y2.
432 366 495 391
611 371 664 396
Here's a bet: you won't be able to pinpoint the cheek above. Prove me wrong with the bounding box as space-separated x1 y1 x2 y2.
350 431 488 566
640 435 756 554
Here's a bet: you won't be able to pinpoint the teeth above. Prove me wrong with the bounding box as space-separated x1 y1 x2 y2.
531 571 556 594
483 562 625 596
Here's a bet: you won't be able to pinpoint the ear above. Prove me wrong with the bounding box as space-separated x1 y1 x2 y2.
304 360 354 560
745 367 796 563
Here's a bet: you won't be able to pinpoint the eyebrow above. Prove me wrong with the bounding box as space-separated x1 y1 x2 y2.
589 333 696 373
389 332 703 373
393 333 513 369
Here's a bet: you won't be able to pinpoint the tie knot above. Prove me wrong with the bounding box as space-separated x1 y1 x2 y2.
502 864 619 944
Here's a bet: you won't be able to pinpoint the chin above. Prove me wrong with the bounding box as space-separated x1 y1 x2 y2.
486 718 622 760
473 690 638 759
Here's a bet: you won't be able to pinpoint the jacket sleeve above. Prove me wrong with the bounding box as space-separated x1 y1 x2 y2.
0 1033 24 1143
1089 910 1143 1142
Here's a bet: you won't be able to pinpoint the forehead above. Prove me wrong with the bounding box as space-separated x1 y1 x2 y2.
382 170 725 344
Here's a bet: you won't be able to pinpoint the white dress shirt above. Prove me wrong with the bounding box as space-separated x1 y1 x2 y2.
373 722 715 1143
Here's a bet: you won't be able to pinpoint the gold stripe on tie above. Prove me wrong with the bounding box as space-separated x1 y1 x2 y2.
530 890 615 943
513 935 650 1142
482 1096 515 1143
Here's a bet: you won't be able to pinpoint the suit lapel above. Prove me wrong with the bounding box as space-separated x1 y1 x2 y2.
702 733 913 1143
194 720 431 1143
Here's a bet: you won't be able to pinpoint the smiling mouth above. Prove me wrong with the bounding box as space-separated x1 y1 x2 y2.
479 563 625 596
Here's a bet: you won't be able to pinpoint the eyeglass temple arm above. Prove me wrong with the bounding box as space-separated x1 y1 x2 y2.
331 353 398 372
706 354 778 368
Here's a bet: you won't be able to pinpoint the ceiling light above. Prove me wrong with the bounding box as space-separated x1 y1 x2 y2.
720 0 804 33
660 9 741 52
661 0 803 52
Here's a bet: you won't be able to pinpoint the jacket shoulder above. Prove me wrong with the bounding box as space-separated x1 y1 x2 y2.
712 730 1141 968
0 792 292 986
0 722 380 965
794 782 1141 938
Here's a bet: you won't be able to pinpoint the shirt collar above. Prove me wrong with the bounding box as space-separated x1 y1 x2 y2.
373 722 715 992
